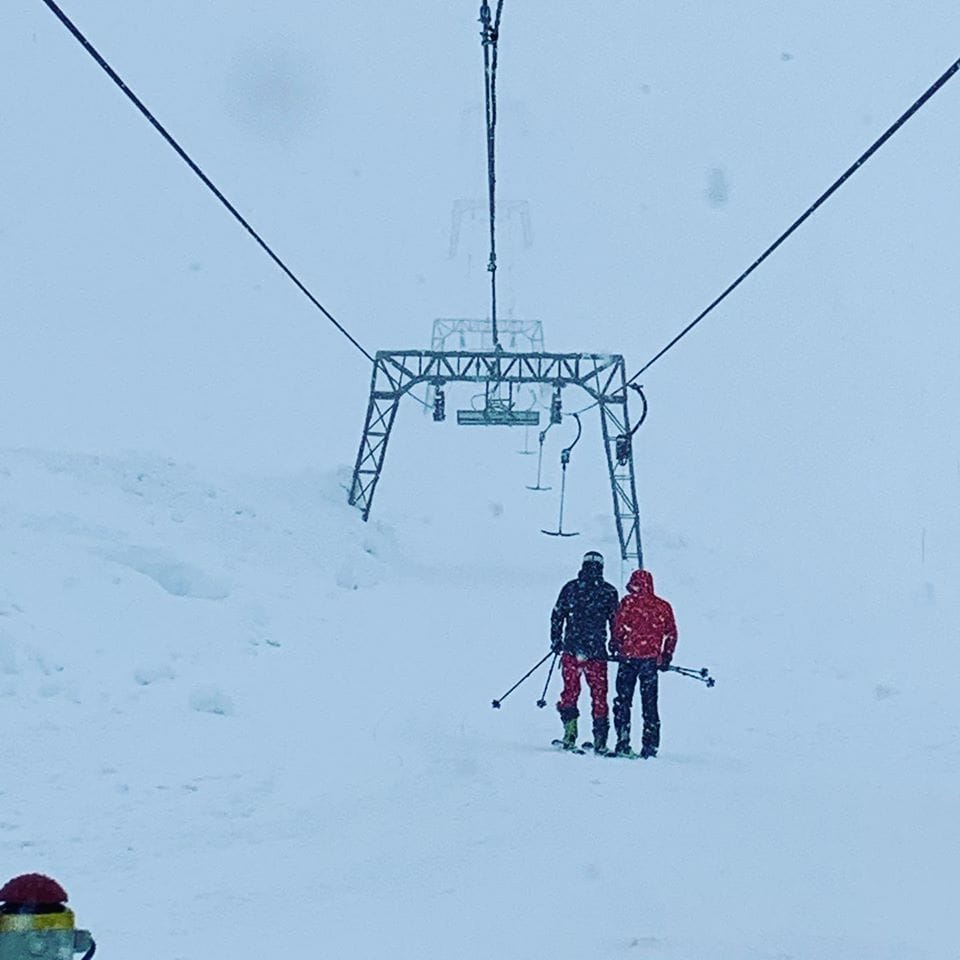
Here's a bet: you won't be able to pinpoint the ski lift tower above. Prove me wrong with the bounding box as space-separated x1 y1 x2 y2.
346 3 645 567
422 318 547 415
347 349 644 565
431 318 544 353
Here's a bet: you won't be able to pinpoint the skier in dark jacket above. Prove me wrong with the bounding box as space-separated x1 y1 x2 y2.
610 569 678 758
551 551 619 752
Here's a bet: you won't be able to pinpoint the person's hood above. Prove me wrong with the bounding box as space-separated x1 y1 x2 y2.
627 568 654 595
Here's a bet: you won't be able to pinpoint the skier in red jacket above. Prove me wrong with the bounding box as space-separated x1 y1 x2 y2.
610 569 677 758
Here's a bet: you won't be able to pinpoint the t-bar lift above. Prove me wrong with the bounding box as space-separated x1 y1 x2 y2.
347 349 644 565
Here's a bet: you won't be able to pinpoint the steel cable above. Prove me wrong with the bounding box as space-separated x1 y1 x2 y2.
38 0 374 364
626 53 960 385
480 1 505 347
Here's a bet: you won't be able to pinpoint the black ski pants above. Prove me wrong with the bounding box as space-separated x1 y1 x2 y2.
613 657 660 751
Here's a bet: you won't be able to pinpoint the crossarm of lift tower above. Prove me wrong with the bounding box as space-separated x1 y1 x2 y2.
373 351 624 398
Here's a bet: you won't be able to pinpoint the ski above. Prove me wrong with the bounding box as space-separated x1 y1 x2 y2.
551 739 585 755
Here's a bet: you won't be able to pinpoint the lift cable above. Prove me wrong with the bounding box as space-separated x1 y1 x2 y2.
480 0 505 348
38 0 374 365
625 52 960 386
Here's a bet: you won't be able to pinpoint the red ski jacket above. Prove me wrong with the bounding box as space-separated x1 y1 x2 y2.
611 570 677 662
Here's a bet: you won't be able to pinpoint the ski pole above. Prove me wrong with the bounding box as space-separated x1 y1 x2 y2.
602 657 716 687
491 650 554 708
667 665 716 687
536 652 559 708
670 665 707 677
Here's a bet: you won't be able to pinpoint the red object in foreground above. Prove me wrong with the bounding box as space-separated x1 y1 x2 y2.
0 874 69 905
557 653 609 720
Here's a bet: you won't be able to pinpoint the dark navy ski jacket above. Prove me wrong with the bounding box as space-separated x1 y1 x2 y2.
550 563 619 660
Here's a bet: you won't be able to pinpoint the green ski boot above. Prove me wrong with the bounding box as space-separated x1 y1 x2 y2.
552 715 585 753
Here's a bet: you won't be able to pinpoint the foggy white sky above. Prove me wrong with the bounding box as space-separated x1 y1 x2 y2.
3 1 959 582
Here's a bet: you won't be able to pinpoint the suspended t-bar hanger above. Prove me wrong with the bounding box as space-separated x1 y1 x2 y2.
527 385 564 490
542 412 582 537
527 422 553 491
517 389 541 454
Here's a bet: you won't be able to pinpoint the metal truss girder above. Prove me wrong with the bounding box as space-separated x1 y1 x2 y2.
431 318 544 353
597 383 644 567
348 381 401 520
374 350 624 401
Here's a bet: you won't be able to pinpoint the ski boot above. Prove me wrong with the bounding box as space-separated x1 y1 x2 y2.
613 739 640 759
586 717 610 755
551 718 584 753
639 745 657 759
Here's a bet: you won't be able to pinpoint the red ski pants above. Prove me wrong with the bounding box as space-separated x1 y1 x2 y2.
556 653 608 720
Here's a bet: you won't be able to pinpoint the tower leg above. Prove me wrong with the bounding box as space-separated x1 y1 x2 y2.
348 360 401 521
598 394 643 567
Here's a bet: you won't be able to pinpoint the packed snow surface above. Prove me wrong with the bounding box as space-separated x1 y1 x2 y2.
3 2 959 958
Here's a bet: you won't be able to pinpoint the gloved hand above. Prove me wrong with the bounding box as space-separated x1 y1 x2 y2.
608 643 621 660
658 656 672 672
551 639 562 655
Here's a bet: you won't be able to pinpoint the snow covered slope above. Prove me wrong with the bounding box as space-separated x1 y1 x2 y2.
1 431 956 959
2 1 959 958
